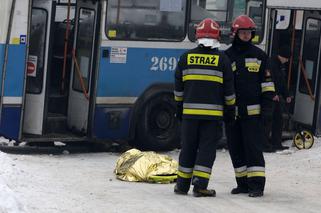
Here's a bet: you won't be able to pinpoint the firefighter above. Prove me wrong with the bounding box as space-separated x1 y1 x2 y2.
264 45 292 151
225 15 276 197
174 18 235 197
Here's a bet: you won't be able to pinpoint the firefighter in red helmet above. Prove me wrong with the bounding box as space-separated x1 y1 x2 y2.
174 18 235 197
230 15 256 37
225 15 276 197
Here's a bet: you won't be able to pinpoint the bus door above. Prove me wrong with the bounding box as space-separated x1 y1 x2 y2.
67 0 98 133
293 11 321 131
23 0 55 134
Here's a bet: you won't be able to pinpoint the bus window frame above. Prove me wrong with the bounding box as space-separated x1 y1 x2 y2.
104 0 188 42
72 7 96 93
26 7 49 95
298 17 321 95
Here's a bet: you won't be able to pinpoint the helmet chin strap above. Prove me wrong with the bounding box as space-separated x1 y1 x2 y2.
197 38 221 48
232 35 252 51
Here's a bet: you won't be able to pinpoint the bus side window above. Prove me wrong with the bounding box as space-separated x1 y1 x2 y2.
189 0 233 43
105 0 187 41
247 1 264 43
299 18 321 95
27 9 48 94
188 0 264 44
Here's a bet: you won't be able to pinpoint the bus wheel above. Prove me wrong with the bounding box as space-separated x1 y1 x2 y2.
136 93 180 151
293 130 314 150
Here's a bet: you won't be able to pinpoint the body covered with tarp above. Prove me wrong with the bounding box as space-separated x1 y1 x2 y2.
114 149 178 183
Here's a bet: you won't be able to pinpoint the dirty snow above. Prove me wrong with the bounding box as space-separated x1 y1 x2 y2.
0 137 321 213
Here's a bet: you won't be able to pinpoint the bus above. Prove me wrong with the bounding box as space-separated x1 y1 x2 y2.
266 0 321 147
0 0 267 151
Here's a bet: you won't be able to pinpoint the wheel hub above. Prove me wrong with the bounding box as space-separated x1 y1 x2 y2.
155 110 171 129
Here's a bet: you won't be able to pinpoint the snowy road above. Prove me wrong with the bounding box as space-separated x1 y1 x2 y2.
1 139 321 213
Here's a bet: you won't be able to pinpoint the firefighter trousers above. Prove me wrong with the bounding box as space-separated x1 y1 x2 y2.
263 101 283 147
176 119 222 192
271 102 283 147
226 117 266 192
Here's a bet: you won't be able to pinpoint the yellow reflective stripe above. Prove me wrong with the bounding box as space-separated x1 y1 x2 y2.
183 75 223 83
175 96 183 101
177 171 192 179
235 166 247 173
179 166 193 173
246 62 261 72
225 98 236 105
262 86 275 92
187 54 219 66
183 109 223 116
193 170 210 179
183 69 223 77
183 103 223 110
246 62 261 66
245 58 261 63
235 171 247 178
247 105 260 115
232 62 237 72
247 171 265 178
194 165 212 173
248 109 260 115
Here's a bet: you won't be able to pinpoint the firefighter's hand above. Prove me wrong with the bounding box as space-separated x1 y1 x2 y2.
272 95 280 102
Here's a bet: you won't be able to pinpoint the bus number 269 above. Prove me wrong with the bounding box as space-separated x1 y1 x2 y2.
150 56 178 72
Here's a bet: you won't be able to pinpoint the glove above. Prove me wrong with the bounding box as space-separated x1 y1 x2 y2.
175 103 183 121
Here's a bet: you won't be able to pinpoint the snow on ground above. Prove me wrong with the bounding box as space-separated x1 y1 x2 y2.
0 137 321 213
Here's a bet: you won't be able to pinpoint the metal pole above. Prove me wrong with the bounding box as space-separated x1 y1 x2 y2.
61 0 71 93
0 0 17 125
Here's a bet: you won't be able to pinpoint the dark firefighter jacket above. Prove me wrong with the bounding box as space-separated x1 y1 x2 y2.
268 56 290 98
225 43 275 117
174 46 235 120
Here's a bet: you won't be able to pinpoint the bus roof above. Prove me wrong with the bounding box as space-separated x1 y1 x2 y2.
267 0 321 10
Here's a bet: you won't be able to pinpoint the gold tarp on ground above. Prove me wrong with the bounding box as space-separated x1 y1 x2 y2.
114 149 178 183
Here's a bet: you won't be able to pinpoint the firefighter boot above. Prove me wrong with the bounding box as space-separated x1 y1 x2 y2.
248 190 264 197
174 184 188 195
231 187 248 194
193 187 216 197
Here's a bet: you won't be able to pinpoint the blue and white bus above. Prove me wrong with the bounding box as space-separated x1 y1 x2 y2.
0 0 267 151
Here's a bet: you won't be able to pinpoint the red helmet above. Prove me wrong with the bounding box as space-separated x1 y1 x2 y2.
196 18 220 39
231 15 256 34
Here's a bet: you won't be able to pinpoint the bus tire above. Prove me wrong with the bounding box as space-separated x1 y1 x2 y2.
136 92 180 151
